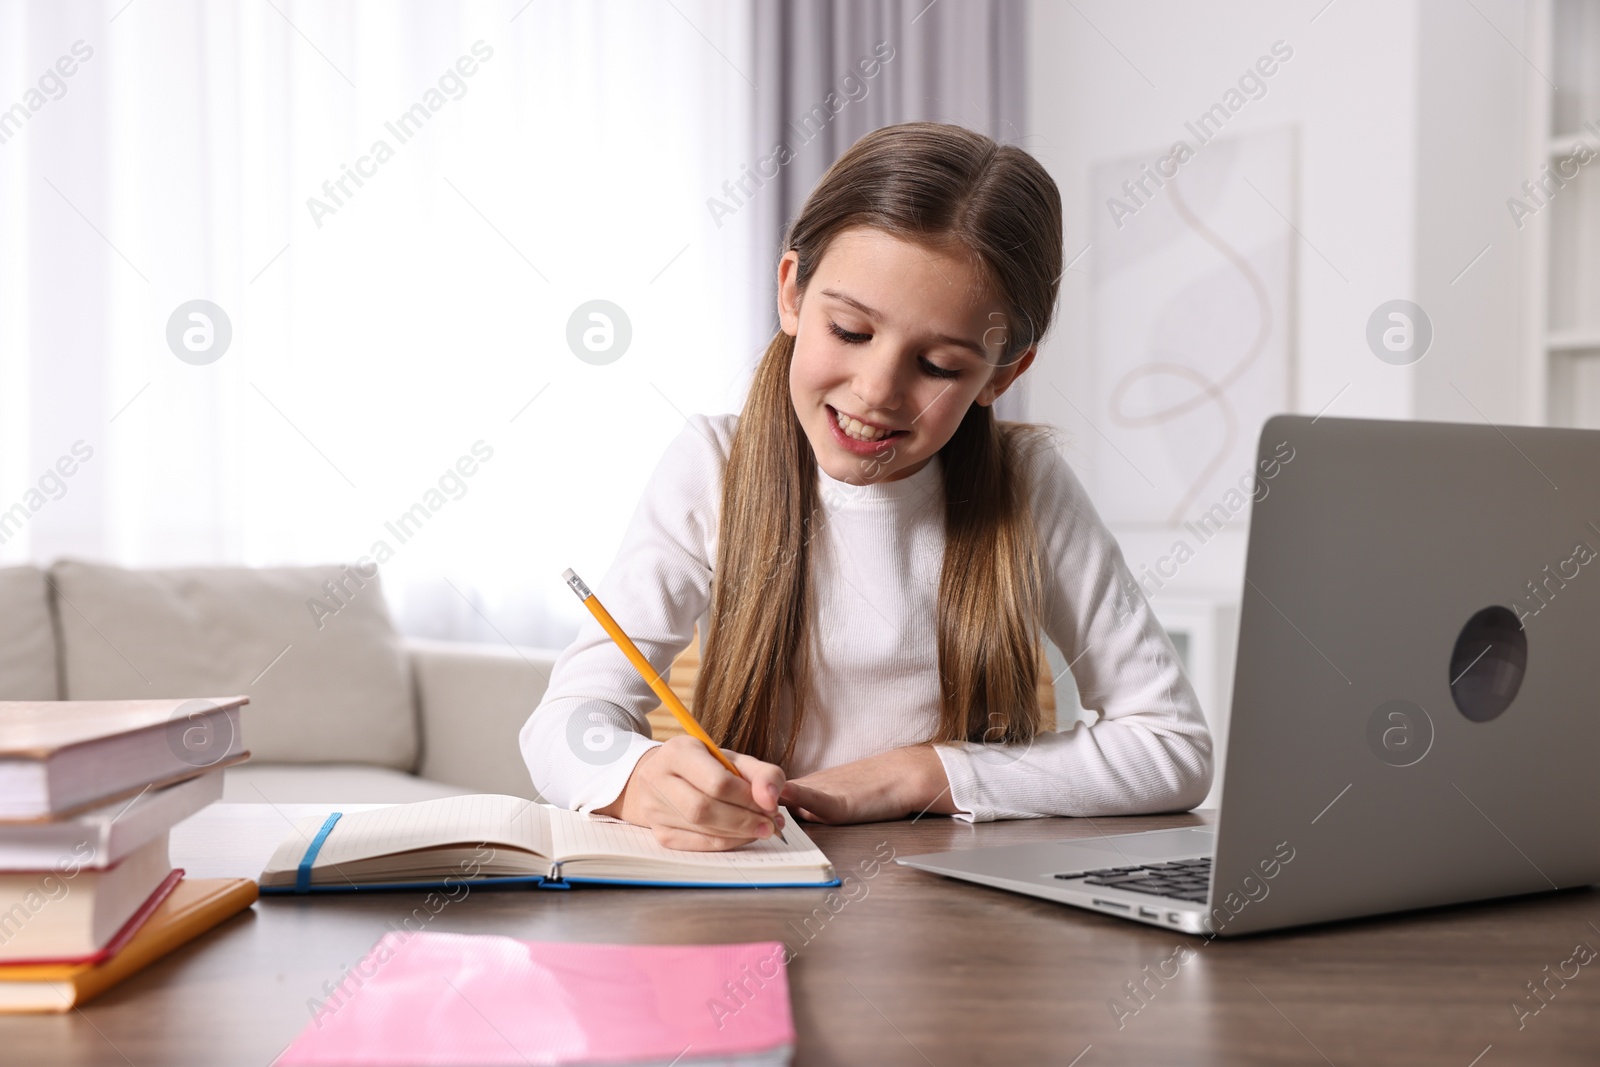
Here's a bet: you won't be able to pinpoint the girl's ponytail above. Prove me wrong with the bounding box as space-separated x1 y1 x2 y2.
935 398 1053 746
693 329 819 766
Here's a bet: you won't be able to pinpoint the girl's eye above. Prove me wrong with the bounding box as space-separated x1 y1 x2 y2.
826 320 961 380
827 320 870 344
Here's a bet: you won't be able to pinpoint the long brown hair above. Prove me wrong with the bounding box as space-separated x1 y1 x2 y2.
692 122 1065 767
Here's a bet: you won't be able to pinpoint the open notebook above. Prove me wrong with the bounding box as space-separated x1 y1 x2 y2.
258 794 838 892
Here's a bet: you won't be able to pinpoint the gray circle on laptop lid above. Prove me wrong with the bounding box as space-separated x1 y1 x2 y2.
1449 605 1527 723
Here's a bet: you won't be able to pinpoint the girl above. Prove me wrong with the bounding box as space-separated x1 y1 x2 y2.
520 122 1212 851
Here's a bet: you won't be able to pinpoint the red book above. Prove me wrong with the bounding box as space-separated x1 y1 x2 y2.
0 868 182 968
0 835 173 963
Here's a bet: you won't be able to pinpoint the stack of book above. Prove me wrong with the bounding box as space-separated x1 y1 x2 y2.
0 697 259 1012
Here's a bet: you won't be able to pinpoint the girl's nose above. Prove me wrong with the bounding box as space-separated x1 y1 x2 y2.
852 349 905 413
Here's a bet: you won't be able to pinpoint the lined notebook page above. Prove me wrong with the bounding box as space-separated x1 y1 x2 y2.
264 794 551 877
547 806 830 870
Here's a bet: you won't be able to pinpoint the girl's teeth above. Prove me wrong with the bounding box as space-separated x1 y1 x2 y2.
835 409 887 441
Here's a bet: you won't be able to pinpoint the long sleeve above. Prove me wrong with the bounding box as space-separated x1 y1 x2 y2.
932 443 1215 822
517 415 724 812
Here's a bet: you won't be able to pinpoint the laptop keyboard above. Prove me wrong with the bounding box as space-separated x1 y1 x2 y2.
1053 857 1211 904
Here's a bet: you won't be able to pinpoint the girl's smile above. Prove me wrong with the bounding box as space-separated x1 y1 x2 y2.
824 403 908 455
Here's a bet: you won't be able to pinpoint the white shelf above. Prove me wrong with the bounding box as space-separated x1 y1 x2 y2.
1547 331 1600 352
1547 131 1599 157
1538 0 1600 427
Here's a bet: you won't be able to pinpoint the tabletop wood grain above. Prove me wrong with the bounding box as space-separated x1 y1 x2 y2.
3 803 1596 1065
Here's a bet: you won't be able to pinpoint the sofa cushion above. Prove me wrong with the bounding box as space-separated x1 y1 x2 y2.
407 637 553 801
0 565 59 699
49 560 417 769
222 764 471 804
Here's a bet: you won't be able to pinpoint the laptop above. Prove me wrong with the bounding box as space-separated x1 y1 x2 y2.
897 414 1600 936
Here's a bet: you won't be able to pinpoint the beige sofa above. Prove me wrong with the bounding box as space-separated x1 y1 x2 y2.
0 560 558 804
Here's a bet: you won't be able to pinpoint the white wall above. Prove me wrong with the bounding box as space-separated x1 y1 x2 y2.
1024 0 1535 800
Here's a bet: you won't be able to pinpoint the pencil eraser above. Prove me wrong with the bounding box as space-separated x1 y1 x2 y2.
562 568 592 600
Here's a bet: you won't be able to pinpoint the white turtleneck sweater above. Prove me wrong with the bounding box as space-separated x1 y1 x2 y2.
518 413 1213 822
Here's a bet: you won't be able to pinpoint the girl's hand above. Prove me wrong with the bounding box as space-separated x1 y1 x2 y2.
596 735 787 851
780 745 963 824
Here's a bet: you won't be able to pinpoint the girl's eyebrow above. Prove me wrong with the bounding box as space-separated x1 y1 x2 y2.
819 287 989 358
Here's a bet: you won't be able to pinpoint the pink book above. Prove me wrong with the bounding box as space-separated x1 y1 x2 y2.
275 931 796 1066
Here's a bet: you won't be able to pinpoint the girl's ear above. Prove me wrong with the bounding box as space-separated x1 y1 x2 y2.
776 250 802 337
976 346 1037 406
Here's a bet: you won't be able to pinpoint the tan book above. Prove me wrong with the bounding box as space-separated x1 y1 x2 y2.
0 877 258 1013
0 697 249 821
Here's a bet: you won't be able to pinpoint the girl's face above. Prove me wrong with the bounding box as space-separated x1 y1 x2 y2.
778 226 1035 486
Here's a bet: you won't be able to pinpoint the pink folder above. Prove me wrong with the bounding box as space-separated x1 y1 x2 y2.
274 931 795 1066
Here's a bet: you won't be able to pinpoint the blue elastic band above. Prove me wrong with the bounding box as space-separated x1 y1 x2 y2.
296 812 343 894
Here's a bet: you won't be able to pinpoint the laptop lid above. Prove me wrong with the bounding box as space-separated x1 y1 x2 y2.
1207 414 1600 936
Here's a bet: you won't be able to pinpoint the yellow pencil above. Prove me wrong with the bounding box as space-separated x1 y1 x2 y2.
562 568 745 780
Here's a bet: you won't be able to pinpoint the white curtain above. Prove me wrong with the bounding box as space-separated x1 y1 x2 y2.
0 0 764 649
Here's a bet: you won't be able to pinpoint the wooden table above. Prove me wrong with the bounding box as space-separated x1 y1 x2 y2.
4 803 1597 1065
